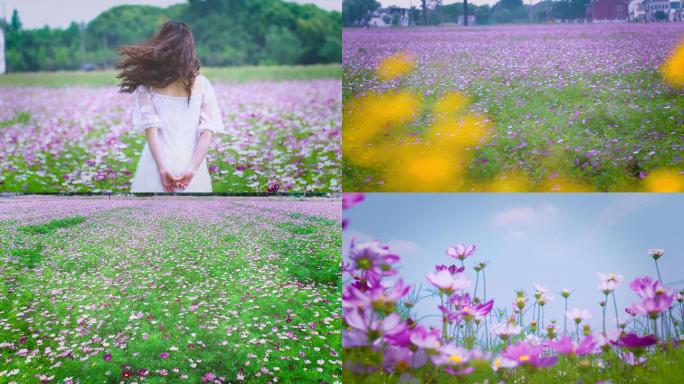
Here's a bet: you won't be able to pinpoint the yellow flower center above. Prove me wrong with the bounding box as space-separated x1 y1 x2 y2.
519 355 530 362
449 354 463 364
494 358 501 368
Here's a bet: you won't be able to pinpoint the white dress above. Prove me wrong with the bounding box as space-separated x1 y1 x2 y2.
129 75 225 193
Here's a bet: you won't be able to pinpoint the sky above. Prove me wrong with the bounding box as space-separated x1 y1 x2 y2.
0 0 341 29
344 193 684 331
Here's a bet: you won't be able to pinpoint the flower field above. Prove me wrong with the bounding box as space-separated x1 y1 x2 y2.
0 71 341 193
0 196 342 383
343 23 684 192
342 193 684 383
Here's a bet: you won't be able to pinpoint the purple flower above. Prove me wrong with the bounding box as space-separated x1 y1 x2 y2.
348 241 400 281
548 335 596 356
409 325 441 350
500 341 557 368
383 346 427 372
435 264 465 274
618 350 647 366
159 352 170 358
611 333 657 350
103 353 112 361
445 244 476 261
430 343 471 366
627 277 674 318
342 193 365 210
440 294 494 323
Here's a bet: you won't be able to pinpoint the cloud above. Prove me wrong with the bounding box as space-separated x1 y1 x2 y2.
342 231 422 259
491 204 559 227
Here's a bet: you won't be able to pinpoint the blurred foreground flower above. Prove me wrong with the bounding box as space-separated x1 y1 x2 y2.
660 40 684 88
376 52 416 81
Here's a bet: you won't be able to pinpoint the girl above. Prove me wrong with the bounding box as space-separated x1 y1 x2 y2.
116 21 224 193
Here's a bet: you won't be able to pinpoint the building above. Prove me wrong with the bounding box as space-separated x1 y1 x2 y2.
589 0 630 21
457 15 476 26
628 0 683 20
368 7 411 27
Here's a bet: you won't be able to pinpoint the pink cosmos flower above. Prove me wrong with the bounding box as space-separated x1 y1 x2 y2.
343 309 407 348
348 241 400 280
342 279 410 311
409 325 442 350
618 350 647 366
441 294 494 323
426 270 470 294
435 264 465 274
430 343 471 366
500 341 557 368
566 307 592 323
611 333 657 350
382 346 427 372
627 277 674 318
342 193 365 210
548 335 596 356
445 244 476 261
490 322 522 340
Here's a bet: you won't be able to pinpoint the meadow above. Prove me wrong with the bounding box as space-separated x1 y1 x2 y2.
342 24 684 192
0 196 342 383
342 193 684 383
0 65 341 193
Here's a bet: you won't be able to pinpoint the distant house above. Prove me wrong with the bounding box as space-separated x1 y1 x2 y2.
589 0 630 21
368 7 411 27
457 15 476 26
628 0 683 20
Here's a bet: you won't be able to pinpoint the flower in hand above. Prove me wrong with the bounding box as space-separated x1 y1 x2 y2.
176 169 196 190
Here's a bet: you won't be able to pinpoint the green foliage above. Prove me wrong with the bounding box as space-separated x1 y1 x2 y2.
342 0 381 26
4 0 341 72
343 348 684 383
10 245 44 268
18 215 86 235
272 221 341 286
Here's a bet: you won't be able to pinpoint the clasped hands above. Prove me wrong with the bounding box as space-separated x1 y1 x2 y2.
159 168 196 192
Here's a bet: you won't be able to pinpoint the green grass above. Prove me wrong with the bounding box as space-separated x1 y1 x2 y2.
17 215 86 234
0 201 341 383
342 70 684 192
272 220 341 287
0 64 341 87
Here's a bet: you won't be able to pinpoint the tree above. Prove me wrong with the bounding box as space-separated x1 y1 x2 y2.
10 9 21 31
342 0 380 26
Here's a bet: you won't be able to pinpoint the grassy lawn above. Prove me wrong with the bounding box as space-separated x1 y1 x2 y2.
0 64 341 87
0 196 341 383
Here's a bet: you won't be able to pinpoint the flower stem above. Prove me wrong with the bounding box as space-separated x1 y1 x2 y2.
611 291 620 332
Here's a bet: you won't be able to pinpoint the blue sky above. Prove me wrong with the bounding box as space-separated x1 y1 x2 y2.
344 193 684 330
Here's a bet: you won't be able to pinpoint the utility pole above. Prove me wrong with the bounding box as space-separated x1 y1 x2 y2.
529 0 533 23
464 0 469 26
422 0 427 25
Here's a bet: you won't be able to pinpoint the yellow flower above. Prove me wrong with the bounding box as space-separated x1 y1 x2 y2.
643 169 684 192
661 41 684 88
433 92 470 115
376 52 415 81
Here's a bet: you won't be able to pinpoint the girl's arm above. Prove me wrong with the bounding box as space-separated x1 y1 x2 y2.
177 130 213 189
145 127 176 192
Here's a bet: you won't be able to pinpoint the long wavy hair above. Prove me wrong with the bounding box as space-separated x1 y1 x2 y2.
116 21 200 101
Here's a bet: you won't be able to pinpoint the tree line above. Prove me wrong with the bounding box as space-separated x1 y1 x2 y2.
343 0 592 26
1 0 341 72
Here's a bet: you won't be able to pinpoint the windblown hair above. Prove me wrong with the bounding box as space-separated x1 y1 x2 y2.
116 21 200 101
